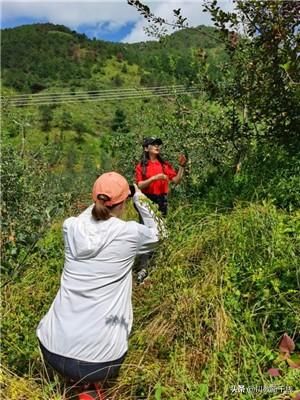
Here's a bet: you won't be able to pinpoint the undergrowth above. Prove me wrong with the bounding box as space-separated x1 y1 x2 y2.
1 200 299 399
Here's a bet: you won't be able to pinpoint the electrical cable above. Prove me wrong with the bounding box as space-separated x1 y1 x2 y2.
3 85 201 107
6 89 200 105
6 92 200 107
6 88 199 104
5 84 192 98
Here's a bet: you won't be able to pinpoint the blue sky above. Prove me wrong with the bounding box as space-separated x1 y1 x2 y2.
1 1 233 43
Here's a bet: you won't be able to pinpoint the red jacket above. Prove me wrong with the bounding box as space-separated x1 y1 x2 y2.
135 160 177 195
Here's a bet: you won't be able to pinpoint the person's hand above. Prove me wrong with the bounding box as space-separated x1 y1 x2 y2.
153 173 168 181
178 154 187 167
133 183 141 193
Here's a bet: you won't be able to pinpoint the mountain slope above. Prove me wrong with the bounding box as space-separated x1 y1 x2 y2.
1 23 122 92
1 23 225 92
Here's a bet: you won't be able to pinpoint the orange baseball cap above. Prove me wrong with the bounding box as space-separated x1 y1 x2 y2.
92 172 130 206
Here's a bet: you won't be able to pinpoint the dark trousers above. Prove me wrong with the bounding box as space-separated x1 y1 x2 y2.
145 193 168 216
39 341 126 383
136 193 167 271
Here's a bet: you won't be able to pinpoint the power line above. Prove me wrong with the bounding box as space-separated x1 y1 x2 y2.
5 90 200 107
4 90 199 105
5 85 191 98
7 89 200 103
3 85 202 107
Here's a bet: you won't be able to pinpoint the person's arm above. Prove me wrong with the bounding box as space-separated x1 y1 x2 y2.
170 154 187 185
137 173 168 190
171 165 185 185
133 185 166 254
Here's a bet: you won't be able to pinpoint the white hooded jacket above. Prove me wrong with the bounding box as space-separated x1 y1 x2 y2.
37 192 163 362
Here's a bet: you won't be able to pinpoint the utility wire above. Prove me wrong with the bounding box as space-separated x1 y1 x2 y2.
3 85 201 107
6 91 200 107
6 88 200 104
5 87 199 103
5 84 192 98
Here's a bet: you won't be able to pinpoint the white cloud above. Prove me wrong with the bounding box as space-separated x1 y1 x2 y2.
2 0 234 42
122 0 234 43
2 1 140 31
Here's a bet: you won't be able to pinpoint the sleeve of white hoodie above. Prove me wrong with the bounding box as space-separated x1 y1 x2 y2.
133 191 166 255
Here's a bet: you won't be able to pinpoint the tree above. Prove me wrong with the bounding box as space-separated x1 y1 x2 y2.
128 0 300 149
111 74 124 87
204 0 300 148
116 52 124 62
73 121 87 143
59 111 72 143
121 64 128 73
111 108 130 133
39 105 55 145
127 0 188 38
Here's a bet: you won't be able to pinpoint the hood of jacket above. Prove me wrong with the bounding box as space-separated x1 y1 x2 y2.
63 205 125 260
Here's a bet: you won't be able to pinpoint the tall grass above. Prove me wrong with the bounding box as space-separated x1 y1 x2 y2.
112 201 299 399
1 199 299 399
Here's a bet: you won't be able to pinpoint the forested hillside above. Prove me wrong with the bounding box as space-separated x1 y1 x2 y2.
1 23 224 91
2 23 122 91
1 1 300 399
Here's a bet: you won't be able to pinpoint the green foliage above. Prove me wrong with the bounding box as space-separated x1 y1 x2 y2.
113 200 299 399
39 104 55 133
58 110 72 143
1 144 96 281
121 64 128 74
1 8 300 400
1 23 122 91
111 73 124 87
204 0 300 148
4 199 298 398
73 120 88 143
1 146 62 278
1 23 225 92
201 143 300 211
1 223 65 374
111 108 130 133
110 96 255 196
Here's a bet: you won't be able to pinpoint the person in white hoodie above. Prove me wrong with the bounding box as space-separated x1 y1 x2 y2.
36 171 163 390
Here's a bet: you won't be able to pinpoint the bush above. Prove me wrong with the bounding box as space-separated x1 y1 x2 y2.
202 144 300 211
1 145 94 280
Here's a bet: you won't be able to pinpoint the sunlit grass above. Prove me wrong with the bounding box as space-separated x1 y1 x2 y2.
2 200 299 399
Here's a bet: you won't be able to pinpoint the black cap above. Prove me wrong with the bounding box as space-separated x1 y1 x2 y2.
142 137 163 147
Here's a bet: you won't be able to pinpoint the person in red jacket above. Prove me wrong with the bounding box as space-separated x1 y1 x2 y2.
135 137 187 215
134 137 187 282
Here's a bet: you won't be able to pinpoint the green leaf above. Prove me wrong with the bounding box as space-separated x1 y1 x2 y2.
279 61 292 72
155 382 163 400
198 383 209 397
